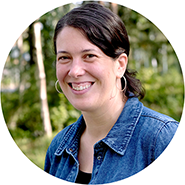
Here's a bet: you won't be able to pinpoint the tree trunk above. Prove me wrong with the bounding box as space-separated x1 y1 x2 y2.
111 2 118 14
33 22 52 137
17 35 25 102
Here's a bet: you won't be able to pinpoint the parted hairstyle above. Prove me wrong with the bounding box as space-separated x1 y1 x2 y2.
53 2 145 99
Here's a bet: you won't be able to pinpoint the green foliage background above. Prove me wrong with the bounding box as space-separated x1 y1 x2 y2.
1 2 184 170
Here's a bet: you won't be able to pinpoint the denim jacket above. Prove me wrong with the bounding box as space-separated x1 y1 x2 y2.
44 97 178 184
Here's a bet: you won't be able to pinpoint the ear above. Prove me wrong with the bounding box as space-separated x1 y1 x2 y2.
115 53 128 78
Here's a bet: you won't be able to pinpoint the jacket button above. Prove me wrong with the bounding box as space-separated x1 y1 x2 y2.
69 148 73 152
97 156 101 160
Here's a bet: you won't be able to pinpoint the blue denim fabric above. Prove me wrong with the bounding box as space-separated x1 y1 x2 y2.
44 97 178 184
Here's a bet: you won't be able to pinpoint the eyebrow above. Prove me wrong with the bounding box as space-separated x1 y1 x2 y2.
57 49 97 55
57 50 69 55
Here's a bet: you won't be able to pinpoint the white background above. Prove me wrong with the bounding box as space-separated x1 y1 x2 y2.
0 0 184 184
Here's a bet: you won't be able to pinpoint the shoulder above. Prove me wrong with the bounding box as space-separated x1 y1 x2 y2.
141 106 178 124
44 117 84 172
140 106 178 136
44 123 74 172
138 106 179 159
47 115 84 155
47 123 74 155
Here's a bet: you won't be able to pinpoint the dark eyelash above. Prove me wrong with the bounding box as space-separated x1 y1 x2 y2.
86 54 96 59
88 54 95 57
58 56 69 60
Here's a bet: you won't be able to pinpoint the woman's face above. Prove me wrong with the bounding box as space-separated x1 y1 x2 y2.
56 26 126 112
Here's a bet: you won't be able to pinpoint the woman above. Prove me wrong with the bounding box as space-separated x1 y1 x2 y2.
44 3 178 184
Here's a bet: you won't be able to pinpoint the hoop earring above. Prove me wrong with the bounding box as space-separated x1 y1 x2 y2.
55 80 63 94
119 75 127 92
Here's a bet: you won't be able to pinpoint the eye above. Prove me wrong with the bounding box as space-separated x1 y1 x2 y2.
59 56 68 60
84 54 97 61
57 55 71 63
86 54 95 58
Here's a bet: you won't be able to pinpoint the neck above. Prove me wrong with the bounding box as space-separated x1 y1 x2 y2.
81 92 127 143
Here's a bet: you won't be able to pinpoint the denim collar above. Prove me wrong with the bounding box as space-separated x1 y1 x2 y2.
55 97 143 156
102 97 143 155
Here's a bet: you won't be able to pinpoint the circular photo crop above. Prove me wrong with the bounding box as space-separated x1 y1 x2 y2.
1 1 184 184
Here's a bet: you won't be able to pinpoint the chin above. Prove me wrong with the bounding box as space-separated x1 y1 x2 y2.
72 101 95 112
73 104 92 112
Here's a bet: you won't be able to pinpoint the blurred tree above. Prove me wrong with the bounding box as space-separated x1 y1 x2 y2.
110 2 118 14
1 3 79 139
34 22 52 137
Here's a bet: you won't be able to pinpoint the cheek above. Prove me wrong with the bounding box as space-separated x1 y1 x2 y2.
56 64 67 81
56 66 60 79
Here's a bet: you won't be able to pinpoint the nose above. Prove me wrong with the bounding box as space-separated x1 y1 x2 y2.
68 59 85 78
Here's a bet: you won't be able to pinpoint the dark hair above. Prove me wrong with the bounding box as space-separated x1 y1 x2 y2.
54 3 145 99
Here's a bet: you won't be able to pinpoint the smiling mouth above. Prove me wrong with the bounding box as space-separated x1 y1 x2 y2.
68 82 94 91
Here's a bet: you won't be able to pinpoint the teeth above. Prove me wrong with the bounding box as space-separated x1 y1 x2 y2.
72 84 91 91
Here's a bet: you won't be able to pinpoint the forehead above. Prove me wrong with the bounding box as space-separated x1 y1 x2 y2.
56 26 100 53
57 26 84 38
